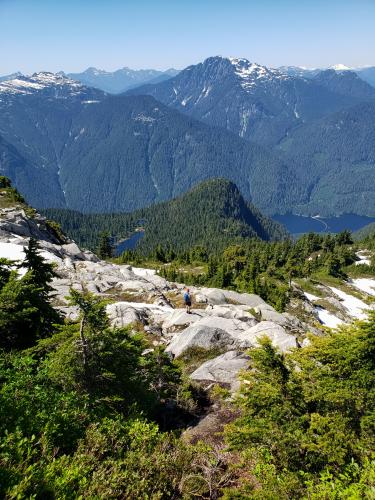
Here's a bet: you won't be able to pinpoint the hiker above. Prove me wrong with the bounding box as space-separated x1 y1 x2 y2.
183 287 192 314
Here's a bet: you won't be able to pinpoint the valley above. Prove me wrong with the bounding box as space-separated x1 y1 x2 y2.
1 57 375 217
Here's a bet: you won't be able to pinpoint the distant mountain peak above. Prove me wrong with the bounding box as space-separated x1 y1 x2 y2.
190 56 291 93
83 67 108 75
0 71 23 83
0 71 101 98
313 68 375 99
31 71 76 82
330 64 352 71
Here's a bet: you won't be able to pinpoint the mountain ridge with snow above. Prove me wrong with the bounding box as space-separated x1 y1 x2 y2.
127 55 371 146
0 72 104 99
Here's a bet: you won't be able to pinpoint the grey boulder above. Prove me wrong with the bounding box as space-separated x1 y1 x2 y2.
205 304 257 325
165 324 235 357
190 350 250 390
107 302 148 328
235 321 297 353
162 310 205 333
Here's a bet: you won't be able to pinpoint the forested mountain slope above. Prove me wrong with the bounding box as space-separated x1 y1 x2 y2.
312 69 375 99
277 101 375 215
1 68 375 217
354 222 375 240
0 134 56 203
132 178 288 252
0 74 299 213
0 73 105 209
58 95 297 213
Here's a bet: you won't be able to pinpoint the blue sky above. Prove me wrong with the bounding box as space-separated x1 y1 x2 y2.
1 0 374 74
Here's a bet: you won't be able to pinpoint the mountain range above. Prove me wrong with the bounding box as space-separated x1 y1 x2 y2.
3 62 374 94
0 67 180 94
0 56 375 217
127 56 375 146
278 64 375 88
0 71 23 83
0 72 298 213
64 67 179 94
127 56 375 215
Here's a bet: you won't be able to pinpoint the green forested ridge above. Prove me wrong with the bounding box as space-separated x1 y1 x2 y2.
43 178 288 253
132 179 288 252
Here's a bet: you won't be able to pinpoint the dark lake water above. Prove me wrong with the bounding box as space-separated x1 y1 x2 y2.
113 214 375 254
273 213 375 236
115 231 144 255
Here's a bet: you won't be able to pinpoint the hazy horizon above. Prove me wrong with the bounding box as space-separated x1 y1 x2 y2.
1 0 375 75
3 58 375 78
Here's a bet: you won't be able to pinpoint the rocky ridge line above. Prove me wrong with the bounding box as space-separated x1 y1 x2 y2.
1 205 373 392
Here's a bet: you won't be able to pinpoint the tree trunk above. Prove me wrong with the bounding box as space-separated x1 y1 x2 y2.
79 316 88 366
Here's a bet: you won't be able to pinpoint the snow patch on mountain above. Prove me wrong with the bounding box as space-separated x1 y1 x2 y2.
328 286 369 320
229 57 290 92
0 241 26 262
351 278 375 297
0 72 90 97
355 251 371 266
330 64 352 71
316 307 344 328
134 113 156 123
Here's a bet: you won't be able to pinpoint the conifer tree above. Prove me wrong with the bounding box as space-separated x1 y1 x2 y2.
97 232 113 259
0 239 61 349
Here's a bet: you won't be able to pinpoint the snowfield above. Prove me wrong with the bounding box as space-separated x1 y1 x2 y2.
328 286 369 320
351 278 375 297
131 267 157 278
229 57 290 92
0 242 28 276
0 72 85 96
0 241 26 261
316 307 343 328
304 292 319 301
355 251 371 266
304 291 343 327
